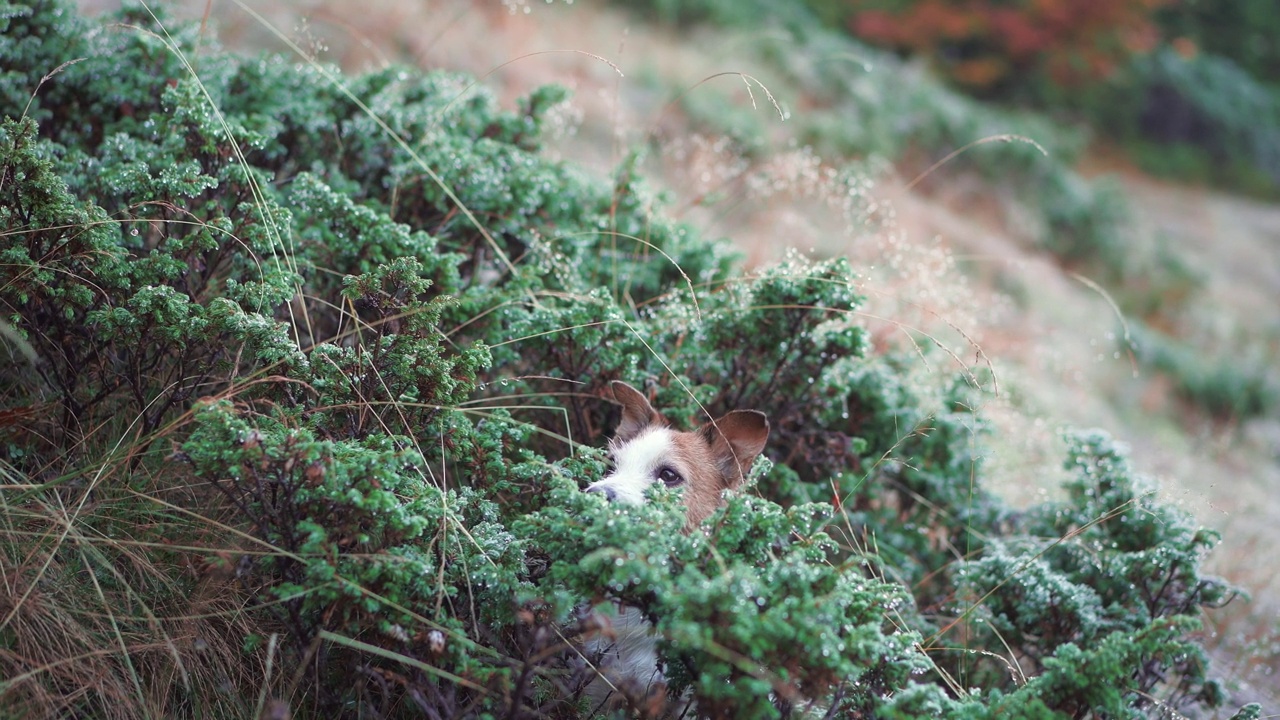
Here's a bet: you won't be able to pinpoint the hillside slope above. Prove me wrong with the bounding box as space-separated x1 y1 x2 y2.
76 0 1280 707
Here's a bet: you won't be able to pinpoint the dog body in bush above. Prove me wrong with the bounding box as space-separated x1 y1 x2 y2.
581 381 769 711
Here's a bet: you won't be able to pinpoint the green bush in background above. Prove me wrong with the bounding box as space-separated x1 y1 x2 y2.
1154 0 1280 87
1096 48 1280 195
0 2 1261 718
1129 322 1278 421
624 0 1280 198
616 0 1147 284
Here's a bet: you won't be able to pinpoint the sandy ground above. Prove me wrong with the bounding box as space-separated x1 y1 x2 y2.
77 0 1280 706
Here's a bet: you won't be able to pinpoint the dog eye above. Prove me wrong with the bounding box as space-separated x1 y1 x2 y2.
657 467 684 487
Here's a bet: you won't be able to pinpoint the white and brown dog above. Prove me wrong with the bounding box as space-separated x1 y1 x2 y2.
581 381 769 712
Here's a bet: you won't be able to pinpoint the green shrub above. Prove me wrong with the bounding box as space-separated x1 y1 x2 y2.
1033 170 1130 276
1130 322 1278 421
1155 1 1280 86
0 2 1256 718
613 0 1142 281
1086 47 1280 195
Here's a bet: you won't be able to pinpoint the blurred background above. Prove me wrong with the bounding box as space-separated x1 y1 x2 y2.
79 0 1280 705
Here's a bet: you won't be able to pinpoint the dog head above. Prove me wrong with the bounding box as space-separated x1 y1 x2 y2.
585 381 769 526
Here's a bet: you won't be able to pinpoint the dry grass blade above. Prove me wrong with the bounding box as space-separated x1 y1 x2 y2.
903 134 1049 192
19 57 86 121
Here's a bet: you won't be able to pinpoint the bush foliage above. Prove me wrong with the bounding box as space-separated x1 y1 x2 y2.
624 0 1280 197
616 0 1146 281
1091 47 1280 194
835 0 1166 92
0 2 1258 719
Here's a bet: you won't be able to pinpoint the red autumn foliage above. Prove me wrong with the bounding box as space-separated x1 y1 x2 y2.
847 0 1167 90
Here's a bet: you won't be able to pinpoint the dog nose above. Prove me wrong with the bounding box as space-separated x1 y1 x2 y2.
586 485 616 502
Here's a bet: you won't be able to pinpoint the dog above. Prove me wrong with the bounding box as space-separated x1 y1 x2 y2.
579 381 769 713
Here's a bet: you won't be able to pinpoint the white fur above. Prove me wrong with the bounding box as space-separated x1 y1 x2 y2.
579 384 769 715
585 427 676 505
581 427 676 710
583 604 664 708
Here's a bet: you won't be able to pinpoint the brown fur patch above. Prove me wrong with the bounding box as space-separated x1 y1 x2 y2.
605 382 770 527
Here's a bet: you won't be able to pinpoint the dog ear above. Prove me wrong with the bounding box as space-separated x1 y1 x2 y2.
700 410 769 486
611 381 664 441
